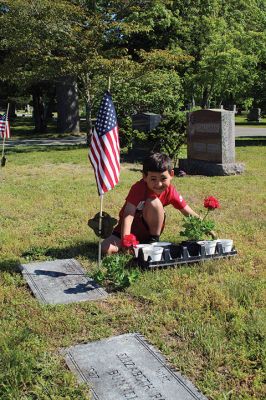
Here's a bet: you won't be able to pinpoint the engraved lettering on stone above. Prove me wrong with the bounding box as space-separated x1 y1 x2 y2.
117 353 166 400
86 366 100 379
156 367 171 383
109 369 138 399
62 333 208 399
206 144 220 153
193 143 206 152
190 122 220 133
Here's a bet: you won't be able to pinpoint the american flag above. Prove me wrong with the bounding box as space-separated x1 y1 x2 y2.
0 114 10 139
89 91 120 195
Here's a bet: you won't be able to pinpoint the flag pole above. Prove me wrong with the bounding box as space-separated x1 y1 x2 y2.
1 103 9 167
98 194 104 266
98 78 110 266
89 85 119 266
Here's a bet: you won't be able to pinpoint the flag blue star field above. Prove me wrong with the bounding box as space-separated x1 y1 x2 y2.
0 114 10 139
89 92 120 195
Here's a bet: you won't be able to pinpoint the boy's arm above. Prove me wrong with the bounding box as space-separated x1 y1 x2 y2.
180 205 199 218
121 202 137 238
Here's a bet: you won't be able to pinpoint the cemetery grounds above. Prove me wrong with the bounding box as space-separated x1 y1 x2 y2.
0 132 265 399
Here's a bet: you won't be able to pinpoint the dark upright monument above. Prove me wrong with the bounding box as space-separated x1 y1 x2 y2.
247 108 261 122
132 112 161 132
179 109 244 176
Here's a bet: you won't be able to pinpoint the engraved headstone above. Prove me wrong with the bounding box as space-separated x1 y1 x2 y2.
179 109 244 175
247 108 261 122
132 113 161 132
61 333 208 400
20 259 107 304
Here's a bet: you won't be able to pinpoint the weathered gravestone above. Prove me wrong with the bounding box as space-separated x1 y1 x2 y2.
132 113 161 132
20 258 107 305
247 108 261 122
179 109 244 175
61 333 208 400
126 113 162 162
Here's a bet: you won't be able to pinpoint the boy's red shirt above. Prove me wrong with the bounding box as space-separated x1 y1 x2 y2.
119 179 187 218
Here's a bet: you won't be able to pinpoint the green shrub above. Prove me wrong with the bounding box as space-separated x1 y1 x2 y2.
148 111 186 166
118 116 146 151
92 254 140 290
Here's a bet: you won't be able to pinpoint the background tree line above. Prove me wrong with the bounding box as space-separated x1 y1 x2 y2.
0 0 265 153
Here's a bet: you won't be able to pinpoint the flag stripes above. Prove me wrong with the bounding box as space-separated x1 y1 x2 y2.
89 92 120 195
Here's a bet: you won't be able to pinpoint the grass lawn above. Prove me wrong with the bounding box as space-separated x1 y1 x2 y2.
0 141 265 400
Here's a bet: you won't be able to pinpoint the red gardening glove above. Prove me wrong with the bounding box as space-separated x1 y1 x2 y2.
121 234 139 248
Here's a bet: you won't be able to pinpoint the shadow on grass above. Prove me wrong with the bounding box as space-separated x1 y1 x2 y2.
0 259 21 273
20 241 98 262
5 144 87 155
235 137 266 146
128 167 142 173
11 116 87 136
121 141 158 164
7 143 146 162
11 118 56 137
236 122 266 126
45 241 98 260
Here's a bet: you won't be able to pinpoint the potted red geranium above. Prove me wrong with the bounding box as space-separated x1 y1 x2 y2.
180 196 220 255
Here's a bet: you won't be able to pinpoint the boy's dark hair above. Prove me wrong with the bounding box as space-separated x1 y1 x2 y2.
142 152 173 175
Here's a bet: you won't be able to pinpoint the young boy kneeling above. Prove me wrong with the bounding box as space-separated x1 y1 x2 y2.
102 152 200 254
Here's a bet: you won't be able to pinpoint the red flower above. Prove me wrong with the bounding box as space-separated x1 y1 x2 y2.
121 234 139 248
204 196 220 210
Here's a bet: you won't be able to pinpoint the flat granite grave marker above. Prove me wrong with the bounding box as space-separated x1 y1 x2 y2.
20 258 107 304
61 333 207 400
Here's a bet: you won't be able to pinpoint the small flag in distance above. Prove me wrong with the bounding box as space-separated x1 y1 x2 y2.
0 114 10 139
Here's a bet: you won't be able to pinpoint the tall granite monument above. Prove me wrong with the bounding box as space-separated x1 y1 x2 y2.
179 109 244 175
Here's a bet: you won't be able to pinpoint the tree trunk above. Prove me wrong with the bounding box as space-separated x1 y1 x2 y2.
8 101 16 118
201 87 210 109
45 95 55 120
56 76 80 134
32 88 47 133
86 101 93 145
80 73 93 144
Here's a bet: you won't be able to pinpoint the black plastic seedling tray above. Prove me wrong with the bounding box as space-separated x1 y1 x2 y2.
136 241 237 269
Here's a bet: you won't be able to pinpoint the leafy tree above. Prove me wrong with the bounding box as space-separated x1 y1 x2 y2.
1 0 265 142
0 0 188 139
0 0 84 132
173 0 266 108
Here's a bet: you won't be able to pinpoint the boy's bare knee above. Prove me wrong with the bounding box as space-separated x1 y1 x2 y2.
101 235 120 255
143 197 164 217
102 245 118 255
143 197 164 236
146 197 163 209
